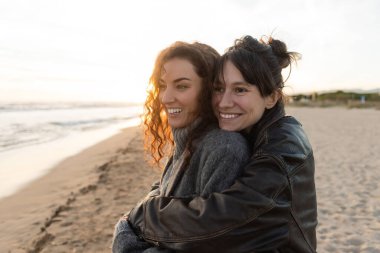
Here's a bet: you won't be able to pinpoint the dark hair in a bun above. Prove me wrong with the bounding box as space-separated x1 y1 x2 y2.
266 36 301 73
218 35 300 105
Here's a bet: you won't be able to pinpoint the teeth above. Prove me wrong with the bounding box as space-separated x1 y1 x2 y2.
168 108 182 114
220 113 239 119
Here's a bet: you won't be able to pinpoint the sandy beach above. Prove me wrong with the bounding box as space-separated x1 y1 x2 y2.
0 107 379 252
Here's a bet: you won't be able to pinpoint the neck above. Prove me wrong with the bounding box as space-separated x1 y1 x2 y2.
245 104 285 145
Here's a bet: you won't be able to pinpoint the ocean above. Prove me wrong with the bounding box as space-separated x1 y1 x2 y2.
0 102 143 199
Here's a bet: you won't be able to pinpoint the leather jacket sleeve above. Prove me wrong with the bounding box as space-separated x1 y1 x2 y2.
128 155 291 252
147 180 161 197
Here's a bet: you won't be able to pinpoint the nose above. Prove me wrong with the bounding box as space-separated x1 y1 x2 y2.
160 87 175 104
217 91 234 109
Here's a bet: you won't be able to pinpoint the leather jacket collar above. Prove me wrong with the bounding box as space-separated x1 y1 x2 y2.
244 103 285 148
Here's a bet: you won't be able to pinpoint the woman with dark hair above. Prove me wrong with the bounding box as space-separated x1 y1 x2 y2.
127 35 318 253
111 41 250 252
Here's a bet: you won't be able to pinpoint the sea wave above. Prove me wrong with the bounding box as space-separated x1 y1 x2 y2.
0 103 142 153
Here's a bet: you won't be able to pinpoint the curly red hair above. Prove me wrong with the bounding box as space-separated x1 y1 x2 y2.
143 41 220 167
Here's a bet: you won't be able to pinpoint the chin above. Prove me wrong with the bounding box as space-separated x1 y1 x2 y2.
219 125 236 132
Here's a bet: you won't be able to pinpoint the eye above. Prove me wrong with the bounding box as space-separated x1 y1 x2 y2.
234 87 248 94
176 84 189 90
213 85 225 93
158 83 167 90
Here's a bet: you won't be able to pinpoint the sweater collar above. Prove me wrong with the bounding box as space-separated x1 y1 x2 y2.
172 118 201 159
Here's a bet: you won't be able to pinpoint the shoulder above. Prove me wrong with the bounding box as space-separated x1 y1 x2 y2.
268 116 303 136
198 128 250 157
203 128 248 147
264 116 313 157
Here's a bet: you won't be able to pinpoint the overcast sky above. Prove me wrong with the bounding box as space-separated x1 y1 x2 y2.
0 0 379 103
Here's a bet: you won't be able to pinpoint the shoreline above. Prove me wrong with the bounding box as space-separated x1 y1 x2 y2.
0 118 141 200
0 125 161 252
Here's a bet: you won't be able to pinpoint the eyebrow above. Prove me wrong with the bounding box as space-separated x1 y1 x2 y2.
230 81 250 86
173 77 191 83
159 77 191 84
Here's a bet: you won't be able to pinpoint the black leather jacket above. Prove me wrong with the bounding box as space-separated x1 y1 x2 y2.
128 106 318 253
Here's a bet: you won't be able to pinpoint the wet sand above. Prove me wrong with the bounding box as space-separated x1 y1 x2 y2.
0 107 379 252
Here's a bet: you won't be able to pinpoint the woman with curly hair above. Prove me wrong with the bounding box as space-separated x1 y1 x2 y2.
111 41 250 253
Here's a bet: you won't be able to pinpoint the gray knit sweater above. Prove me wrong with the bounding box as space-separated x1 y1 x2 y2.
161 125 250 198
112 124 250 253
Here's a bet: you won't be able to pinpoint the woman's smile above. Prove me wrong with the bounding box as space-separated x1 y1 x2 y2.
218 112 241 119
167 108 182 115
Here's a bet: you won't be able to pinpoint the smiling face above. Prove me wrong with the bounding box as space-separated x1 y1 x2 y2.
213 60 277 132
158 58 202 129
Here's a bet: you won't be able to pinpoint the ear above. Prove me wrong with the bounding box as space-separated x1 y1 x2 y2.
264 90 279 109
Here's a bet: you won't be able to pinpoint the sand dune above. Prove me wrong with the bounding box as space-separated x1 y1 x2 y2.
0 107 379 252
